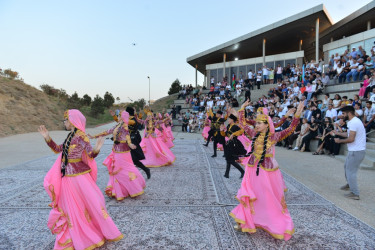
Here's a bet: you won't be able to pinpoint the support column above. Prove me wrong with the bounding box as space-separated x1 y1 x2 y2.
316 18 319 63
367 20 371 30
204 70 207 87
262 39 266 66
223 53 226 80
299 39 303 51
195 64 198 88
330 37 334 42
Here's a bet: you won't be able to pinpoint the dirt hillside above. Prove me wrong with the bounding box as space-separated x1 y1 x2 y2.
0 77 65 137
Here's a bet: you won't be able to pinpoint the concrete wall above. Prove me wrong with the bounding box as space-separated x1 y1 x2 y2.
206 51 305 70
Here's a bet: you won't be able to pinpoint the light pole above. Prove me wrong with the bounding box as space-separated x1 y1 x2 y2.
147 76 150 105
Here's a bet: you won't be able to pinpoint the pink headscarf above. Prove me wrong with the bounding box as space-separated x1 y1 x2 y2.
44 109 98 209
67 109 86 132
121 111 129 124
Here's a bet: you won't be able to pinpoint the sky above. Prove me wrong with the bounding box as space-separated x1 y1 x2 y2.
0 0 373 103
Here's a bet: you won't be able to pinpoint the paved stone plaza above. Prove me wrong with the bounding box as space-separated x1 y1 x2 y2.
1 137 375 249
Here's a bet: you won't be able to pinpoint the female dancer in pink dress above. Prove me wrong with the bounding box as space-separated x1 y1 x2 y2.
202 114 211 141
91 111 146 200
140 111 176 167
155 113 174 148
163 113 175 141
39 109 123 250
229 101 304 241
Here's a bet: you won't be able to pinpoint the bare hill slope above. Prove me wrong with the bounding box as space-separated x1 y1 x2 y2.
0 77 65 137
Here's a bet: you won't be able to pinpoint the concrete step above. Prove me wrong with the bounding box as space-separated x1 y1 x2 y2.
335 155 375 170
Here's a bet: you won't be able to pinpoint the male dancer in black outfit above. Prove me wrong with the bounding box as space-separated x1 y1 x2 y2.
126 107 151 179
203 110 226 157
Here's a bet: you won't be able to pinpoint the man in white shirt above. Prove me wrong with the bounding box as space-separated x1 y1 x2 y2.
325 104 338 121
262 66 269 84
346 59 359 82
334 106 366 200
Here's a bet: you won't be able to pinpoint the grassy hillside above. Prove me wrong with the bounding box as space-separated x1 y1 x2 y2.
0 77 66 137
0 76 178 137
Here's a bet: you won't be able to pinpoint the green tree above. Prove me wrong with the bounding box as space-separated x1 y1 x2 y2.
90 95 105 117
82 94 92 106
168 79 182 95
67 92 82 109
103 91 115 108
128 98 146 111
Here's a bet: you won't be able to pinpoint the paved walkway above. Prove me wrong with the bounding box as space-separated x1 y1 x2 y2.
0 130 375 249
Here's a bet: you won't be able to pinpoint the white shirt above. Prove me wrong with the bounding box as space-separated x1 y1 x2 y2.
207 100 213 108
364 107 375 122
346 117 366 151
248 72 253 79
355 109 363 117
325 109 337 120
262 68 269 75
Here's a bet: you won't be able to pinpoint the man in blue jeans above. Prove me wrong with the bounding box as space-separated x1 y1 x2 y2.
334 106 366 200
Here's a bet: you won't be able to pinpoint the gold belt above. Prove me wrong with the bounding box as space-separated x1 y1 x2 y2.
68 158 82 163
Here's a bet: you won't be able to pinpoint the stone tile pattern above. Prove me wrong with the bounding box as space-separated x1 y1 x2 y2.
0 139 374 249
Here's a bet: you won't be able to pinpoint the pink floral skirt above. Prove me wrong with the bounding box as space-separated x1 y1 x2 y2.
48 173 123 250
230 162 294 241
140 135 176 167
103 151 146 200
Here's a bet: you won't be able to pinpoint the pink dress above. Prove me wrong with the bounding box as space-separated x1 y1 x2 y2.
359 79 369 97
140 118 176 167
44 128 123 250
163 117 175 141
94 124 146 200
230 109 299 241
158 123 174 148
202 119 211 140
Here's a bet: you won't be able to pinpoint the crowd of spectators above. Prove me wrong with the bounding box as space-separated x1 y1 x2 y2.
327 45 375 86
170 48 375 154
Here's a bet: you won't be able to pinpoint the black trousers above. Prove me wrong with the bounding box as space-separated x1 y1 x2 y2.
225 160 244 177
182 123 188 132
133 159 150 174
301 133 316 151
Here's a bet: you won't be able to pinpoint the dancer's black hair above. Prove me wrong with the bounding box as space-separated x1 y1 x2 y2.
248 127 270 176
61 127 77 177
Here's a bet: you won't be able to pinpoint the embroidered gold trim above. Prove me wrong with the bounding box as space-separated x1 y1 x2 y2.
65 169 91 177
67 158 82 163
101 207 109 219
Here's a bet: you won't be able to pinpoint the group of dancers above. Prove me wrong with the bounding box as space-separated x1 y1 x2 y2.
202 101 304 241
39 99 304 249
39 106 175 250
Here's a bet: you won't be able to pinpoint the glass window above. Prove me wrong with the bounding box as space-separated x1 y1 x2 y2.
217 68 223 82
239 65 246 80
364 37 375 56
266 61 274 69
285 59 296 67
246 64 255 74
230 67 238 80
275 60 284 67
328 45 348 58
225 68 230 80
210 69 217 85
350 41 364 51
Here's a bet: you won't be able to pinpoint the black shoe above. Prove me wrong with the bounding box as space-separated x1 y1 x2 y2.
203 144 208 147
224 174 229 178
145 169 151 179
211 154 217 158
240 173 244 179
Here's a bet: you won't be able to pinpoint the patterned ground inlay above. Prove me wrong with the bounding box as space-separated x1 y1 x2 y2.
0 138 374 249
